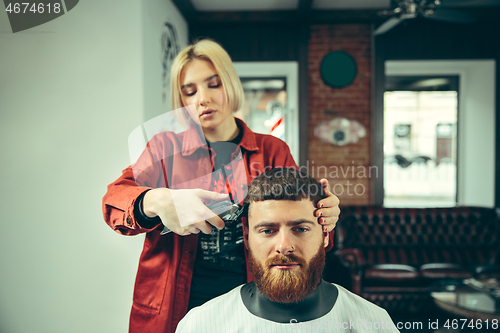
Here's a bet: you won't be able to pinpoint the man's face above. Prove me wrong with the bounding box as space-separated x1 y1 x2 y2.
244 199 329 303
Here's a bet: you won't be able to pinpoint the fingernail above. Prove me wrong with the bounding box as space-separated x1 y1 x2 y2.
320 203 324 208
318 211 323 217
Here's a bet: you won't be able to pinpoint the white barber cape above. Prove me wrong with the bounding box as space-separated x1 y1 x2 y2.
176 283 400 333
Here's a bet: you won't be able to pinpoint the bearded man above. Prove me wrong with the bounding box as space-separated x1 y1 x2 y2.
176 168 399 333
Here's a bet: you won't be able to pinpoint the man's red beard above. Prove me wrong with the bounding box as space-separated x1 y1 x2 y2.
247 243 325 304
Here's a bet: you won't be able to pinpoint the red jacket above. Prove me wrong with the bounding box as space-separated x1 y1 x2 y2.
103 119 300 333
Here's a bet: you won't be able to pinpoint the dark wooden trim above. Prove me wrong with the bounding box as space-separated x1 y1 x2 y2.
191 8 500 24
371 26 386 206
194 9 383 24
298 0 313 11
456 76 461 206
172 0 197 23
298 25 309 168
496 60 500 208
178 1 500 25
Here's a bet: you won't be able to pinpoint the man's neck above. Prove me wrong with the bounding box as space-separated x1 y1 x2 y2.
240 280 338 324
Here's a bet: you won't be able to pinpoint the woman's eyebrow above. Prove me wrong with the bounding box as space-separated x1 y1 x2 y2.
181 74 219 90
205 74 219 82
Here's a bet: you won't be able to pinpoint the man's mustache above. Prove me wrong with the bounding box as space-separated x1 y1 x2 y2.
265 254 307 267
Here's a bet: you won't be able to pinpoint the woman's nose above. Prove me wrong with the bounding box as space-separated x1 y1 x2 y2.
198 87 211 106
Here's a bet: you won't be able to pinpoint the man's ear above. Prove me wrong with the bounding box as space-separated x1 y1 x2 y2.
242 216 250 250
323 228 329 249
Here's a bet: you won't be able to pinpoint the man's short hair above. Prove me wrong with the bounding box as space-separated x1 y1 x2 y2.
244 168 326 208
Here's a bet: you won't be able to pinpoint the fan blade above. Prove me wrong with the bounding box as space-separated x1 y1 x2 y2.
423 8 478 23
374 17 403 35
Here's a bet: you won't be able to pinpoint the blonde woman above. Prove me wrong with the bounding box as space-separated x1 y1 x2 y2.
102 39 340 333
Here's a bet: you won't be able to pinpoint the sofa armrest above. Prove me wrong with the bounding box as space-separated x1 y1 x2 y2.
335 248 364 294
335 248 365 270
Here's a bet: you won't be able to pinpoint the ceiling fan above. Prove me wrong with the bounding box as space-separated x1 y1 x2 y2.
374 0 493 35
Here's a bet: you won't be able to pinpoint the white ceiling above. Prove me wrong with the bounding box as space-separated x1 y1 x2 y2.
190 0 392 12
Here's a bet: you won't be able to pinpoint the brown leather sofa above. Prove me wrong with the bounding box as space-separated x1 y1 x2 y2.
331 206 500 314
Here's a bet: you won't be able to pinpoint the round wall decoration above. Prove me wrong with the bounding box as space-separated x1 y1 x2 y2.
314 117 366 146
320 51 357 88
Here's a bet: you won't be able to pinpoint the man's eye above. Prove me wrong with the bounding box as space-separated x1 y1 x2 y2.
261 229 274 235
294 227 308 233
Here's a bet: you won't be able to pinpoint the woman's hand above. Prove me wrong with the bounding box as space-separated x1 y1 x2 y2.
143 188 228 236
315 179 340 232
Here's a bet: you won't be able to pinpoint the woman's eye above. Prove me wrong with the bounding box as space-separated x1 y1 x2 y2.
185 91 196 97
209 83 221 89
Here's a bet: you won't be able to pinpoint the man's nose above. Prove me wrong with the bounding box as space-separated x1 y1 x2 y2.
276 230 295 255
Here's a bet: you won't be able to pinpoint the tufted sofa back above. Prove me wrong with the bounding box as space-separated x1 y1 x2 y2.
336 206 500 267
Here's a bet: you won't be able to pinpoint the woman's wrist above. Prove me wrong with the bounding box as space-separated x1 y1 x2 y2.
134 190 161 229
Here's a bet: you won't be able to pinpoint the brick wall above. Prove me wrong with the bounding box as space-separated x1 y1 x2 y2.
308 24 373 205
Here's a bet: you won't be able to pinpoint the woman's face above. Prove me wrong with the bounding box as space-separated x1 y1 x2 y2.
180 58 234 133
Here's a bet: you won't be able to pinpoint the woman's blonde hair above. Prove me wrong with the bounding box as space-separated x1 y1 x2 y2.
170 39 244 113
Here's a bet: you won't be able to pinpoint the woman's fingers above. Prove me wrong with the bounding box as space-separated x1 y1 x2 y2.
196 189 229 201
145 188 228 236
205 215 225 231
319 216 337 232
187 226 201 234
316 178 340 230
194 220 218 234
316 205 341 228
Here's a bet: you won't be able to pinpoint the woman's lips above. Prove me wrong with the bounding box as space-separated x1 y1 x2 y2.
200 109 215 119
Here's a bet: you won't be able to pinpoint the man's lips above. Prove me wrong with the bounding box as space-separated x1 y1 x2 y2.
271 263 300 270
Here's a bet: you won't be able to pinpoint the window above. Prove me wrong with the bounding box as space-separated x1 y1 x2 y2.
237 78 287 141
233 62 299 163
380 60 495 208
383 76 458 207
